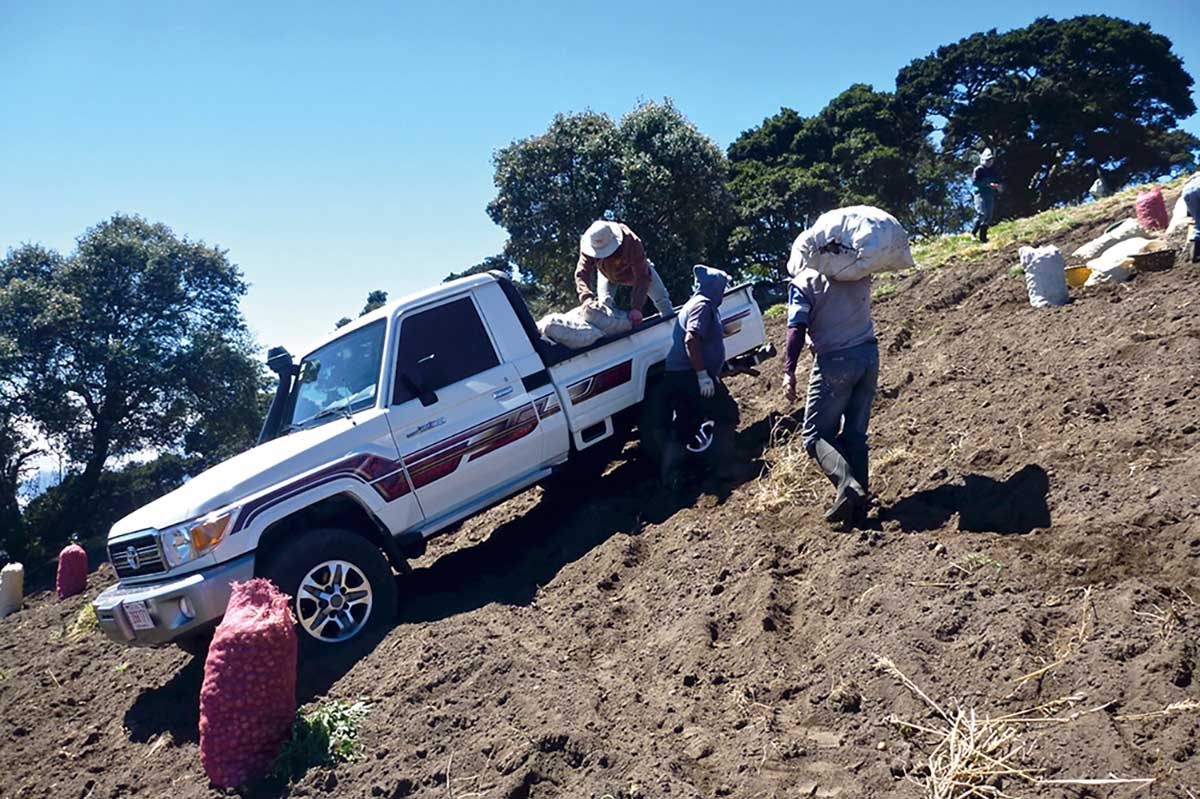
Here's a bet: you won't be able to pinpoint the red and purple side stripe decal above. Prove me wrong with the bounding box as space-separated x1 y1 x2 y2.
567 360 632 404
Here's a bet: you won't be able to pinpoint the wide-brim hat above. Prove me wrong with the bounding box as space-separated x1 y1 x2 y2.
580 220 623 258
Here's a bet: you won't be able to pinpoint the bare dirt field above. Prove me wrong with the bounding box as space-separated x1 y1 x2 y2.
2 193 1198 798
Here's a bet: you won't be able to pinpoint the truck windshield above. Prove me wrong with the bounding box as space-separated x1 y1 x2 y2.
288 320 386 431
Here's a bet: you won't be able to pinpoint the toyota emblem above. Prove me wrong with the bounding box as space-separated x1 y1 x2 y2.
125 545 141 571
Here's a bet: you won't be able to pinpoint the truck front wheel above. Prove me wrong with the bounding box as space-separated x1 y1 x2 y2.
258 528 398 654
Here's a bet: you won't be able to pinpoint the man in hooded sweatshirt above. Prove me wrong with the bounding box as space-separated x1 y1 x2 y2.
1182 172 1200 264
971 149 1003 242
782 261 877 528
660 265 740 486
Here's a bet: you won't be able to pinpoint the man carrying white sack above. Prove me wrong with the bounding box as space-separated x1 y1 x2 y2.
782 208 900 528
575 221 674 326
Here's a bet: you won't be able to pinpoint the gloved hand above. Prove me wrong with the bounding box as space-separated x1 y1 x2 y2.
629 309 644 326
579 292 596 307
697 371 715 398
782 371 797 403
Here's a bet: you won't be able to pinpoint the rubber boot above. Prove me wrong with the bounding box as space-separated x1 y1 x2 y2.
979 225 989 244
812 439 866 527
712 426 742 481
1191 240 1200 264
971 222 980 239
660 441 685 489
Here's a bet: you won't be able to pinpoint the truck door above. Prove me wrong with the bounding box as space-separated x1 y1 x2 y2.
386 294 545 525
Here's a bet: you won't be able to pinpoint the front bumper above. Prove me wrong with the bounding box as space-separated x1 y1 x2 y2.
92 553 255 647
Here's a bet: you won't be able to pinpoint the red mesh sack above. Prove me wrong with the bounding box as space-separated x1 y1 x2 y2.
199 579 297 788
56 544 88 600
1135 185 1169 231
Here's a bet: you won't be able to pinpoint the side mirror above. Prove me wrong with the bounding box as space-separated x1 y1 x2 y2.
400 372 438 407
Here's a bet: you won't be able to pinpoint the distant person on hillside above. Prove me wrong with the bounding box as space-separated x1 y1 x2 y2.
576 221 674 326
660 265 739 487
971 149 1003 243
1183 173 1200 263
782 264 878 529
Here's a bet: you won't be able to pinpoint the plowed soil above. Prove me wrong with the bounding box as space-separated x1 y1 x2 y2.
2 195 1199 798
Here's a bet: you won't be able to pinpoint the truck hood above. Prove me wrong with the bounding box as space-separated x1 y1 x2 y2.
109 416 371 538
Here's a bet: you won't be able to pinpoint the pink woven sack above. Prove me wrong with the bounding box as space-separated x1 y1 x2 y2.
55 544 88 600
199 579 297 787
1135 185 1169 231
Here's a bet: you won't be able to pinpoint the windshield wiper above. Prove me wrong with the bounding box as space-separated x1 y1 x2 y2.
280 404 357 435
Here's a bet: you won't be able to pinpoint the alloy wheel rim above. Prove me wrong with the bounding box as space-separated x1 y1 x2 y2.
295 559 373 642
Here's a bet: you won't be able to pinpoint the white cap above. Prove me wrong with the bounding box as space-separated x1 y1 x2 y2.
580 221 623 259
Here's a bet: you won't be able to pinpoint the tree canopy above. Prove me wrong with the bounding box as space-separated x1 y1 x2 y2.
488 100 732 306
0 215 265 550
896 15 1199 217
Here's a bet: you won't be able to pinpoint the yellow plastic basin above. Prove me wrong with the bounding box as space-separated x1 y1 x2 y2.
1065 266 1092 287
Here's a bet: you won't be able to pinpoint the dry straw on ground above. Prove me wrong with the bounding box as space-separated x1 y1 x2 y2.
747 419 825 513
875 655 1154 798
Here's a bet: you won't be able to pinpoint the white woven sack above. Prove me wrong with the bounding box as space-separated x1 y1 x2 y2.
1165 193 1190 236
581 303 633 336
537 308 604 349
1018 246 1069 308
1072 218 1145 260
0 563 23 619
1084 237 1150 285
787 205 914 282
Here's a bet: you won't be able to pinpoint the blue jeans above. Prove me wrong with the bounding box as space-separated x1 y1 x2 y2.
973 190 996 229
1184 180 1200 241
802 341 879 489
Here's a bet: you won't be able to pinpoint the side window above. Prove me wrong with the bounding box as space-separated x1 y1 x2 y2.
393 297 500 404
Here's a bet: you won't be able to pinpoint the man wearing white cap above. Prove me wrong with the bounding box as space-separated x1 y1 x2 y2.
575 220 674 326
971 149 1003 243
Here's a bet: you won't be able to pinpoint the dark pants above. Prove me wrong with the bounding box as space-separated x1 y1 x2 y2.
801 341 879 489
663 371 739 445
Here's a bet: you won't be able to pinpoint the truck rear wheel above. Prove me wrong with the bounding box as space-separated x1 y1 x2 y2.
258 528 398 655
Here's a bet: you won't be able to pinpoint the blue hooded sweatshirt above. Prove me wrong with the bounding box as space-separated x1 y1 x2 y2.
666 265 731 378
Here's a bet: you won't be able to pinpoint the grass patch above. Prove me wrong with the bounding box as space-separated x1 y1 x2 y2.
114 662 130 673
57 604 99 642
270 699 371 782
911 174 1192 271
962 552 1005 574
1007 264 1024 278
872 281 897 299
748 421 824 513
762 303 787 320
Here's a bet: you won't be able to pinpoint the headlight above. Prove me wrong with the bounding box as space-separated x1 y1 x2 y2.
159 509 236 568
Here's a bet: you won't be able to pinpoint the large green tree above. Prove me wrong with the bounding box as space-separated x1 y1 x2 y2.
726 84 960 279
896 15 1199 217
0 215 264 541
488 100 732 307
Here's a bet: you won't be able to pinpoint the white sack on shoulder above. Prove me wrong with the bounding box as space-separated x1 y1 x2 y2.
787 205 915 282
1018 245 1069 308
1072 218 1146 260
1165 193 1191 236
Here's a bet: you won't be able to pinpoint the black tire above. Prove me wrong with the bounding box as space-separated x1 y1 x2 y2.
257 528 398 656
175 628 214 659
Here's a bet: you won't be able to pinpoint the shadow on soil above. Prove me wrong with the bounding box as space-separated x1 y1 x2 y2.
884 464 1051 534
396 412 777 625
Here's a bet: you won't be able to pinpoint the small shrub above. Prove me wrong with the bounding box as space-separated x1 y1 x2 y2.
762 303 787 320
1008 265 1025 278
67 604 99 640
872 282 897 299
269 699 371 782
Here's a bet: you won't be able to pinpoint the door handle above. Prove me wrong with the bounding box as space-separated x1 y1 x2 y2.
492 386 514 400
406 417 446 438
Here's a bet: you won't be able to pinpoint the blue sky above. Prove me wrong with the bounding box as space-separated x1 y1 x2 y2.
2 0 1197 357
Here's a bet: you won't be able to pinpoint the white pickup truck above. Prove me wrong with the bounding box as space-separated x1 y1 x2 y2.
93 271 770 654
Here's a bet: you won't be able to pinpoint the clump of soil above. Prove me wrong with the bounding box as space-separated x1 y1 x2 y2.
1 189 1198 798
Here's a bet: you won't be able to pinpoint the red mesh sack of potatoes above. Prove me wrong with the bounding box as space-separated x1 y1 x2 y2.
1135 185 1169 231
55 543 88 600
199 578 297 788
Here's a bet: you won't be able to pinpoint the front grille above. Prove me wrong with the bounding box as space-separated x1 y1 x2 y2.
109 533 167 579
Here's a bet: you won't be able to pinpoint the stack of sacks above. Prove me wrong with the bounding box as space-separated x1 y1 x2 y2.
1072 219 1147 260
1085 237 1153 285
1018 246 1069 308
199 579 297 788
788 205 915 281
0 563 24 619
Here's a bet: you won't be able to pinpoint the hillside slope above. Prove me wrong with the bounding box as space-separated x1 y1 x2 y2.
2 185 1198 799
